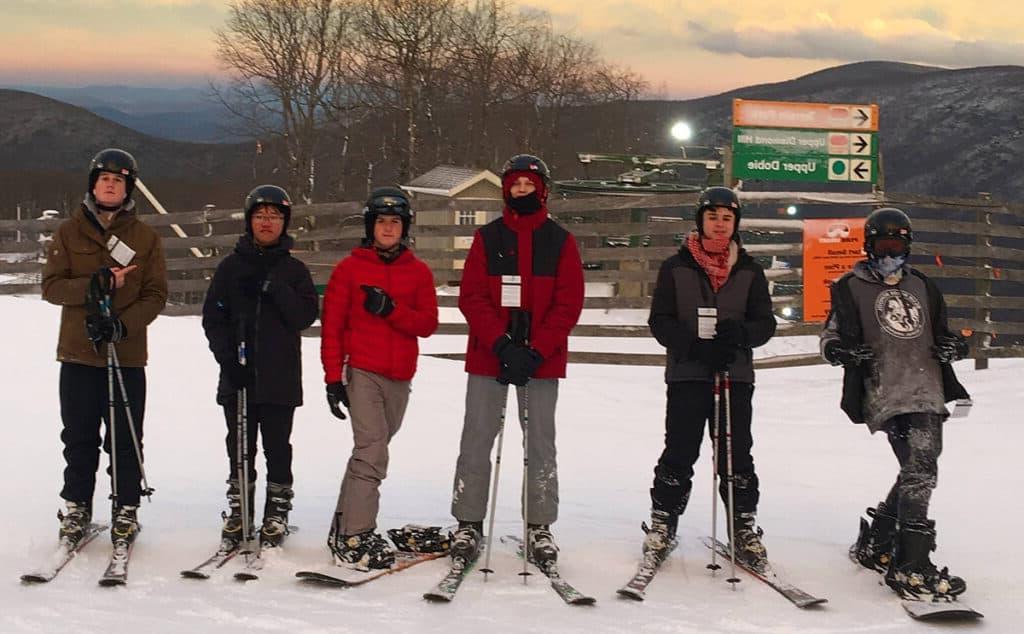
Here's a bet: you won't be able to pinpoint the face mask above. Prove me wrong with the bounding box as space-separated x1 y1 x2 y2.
507 192 543 214
870 254 906 277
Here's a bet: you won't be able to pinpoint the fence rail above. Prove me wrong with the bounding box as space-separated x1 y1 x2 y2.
4 190 1023 366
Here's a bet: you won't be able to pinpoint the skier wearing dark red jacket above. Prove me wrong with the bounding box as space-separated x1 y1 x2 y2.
448 154 584 566
320 186 439 570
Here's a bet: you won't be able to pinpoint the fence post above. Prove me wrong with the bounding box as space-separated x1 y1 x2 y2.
973 196 992 370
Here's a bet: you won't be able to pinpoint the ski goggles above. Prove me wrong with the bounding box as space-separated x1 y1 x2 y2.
871 236 909 257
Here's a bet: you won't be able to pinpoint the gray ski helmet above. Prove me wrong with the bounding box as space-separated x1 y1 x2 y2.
501 154 551 187
244 184 292 232
694 186 741 238
363 186 412 241
864 207 912 257
88 148 138 201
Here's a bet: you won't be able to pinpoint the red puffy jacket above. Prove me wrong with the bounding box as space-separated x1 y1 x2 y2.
321 246 438 383
459 207 584 378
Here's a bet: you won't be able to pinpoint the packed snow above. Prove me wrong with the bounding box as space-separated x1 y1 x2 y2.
2 294 1017 632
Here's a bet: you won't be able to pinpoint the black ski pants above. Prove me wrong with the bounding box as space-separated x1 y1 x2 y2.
222 397 295 487
59 361 147 508
881 412 943 525
651 379 759 516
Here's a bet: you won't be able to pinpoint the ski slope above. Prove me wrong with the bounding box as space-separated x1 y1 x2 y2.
2 294 1018 632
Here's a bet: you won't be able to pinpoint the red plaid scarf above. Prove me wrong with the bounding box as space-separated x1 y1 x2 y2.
687 231 735 292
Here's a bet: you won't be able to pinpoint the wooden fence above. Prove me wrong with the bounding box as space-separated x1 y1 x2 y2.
3 191 1022 368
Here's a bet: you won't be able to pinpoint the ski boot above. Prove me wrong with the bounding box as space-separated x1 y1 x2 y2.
330 529 396 571
730 512 769 571
220 479 255 544
110 505 140 545
850 504 897 573
885 521 966 598
449 520 483 562
258 482 294 548
642 510 678 556
526 523 559 565
58 500 92 548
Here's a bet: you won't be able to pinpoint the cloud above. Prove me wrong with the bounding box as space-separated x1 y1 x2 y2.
687 21 1024 67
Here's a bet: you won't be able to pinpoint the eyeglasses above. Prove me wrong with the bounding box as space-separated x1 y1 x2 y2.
253 214 285 223
872 236 908 257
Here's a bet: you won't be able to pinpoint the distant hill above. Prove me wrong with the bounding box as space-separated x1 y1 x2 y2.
0 89 256 216
560 61 1024 200
4 61 1024 215
5 84 242 143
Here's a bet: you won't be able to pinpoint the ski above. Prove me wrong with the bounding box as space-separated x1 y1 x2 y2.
702 537 827 608
617 538 679 601
98 537 137 586
502 535 596 605
422 548 482 602
180 539 242 579
233 524 299 582
297 551 446 587
901 597 983 620
20 523 109 584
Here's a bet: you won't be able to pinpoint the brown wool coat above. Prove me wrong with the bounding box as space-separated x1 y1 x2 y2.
42 203 168 367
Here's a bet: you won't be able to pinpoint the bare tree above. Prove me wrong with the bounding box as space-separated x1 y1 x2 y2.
350 0 458 181
214 0 354 202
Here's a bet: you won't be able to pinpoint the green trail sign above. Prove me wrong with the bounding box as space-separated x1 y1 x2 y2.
732 127 878 184
732 154 875 183
733 127 877 158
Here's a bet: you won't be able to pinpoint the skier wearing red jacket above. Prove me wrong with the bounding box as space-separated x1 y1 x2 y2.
320 186 438 570
448 154 584 566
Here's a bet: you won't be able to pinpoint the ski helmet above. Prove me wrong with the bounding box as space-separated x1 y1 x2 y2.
694 186 741 238
88 148 138 201
363 186 412 241
501 154 551 187
864 207 912 258
244 184 292 232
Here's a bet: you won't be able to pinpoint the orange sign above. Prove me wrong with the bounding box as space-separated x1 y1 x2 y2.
734 99 879 132
803 218 866 322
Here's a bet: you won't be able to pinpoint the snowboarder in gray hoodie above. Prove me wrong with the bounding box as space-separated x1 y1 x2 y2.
821 207 970 599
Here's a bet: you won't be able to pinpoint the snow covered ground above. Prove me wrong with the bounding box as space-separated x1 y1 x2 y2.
2 294 1018 633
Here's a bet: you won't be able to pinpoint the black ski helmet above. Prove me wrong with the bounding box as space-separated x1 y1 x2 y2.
864 207 912 257
88 148 138 201
501 154 551 186
244 184 292 233
363 186 412 241
694 186 741 238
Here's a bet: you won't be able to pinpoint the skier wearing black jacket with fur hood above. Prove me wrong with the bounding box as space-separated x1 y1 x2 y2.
641 186 776 568
202 185 319 550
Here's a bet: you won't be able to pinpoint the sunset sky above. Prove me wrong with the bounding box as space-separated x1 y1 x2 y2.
2 0 1023 98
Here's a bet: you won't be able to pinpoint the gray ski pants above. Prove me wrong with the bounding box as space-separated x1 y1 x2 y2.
451 374 559 525
333 368 410 535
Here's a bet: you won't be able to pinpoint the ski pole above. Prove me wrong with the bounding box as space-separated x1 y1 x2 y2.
479 385 509 579
107 341 119 508
109 344 154 500
723 371 740 587
707 372 721 575
519 384 532 582
237 320 253 554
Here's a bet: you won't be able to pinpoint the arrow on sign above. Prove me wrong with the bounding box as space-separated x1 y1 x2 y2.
852 135 869 154
853 161 870 180
855 108 870 126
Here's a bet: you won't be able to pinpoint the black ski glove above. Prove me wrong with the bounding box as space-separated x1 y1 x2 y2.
932 334 969 363
85 313 126 346
689 339 735 372
361 285 395 317
497 345 544 386
714 319 747 347
223 361 254 390
326 382 349 420
823 341 875 367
